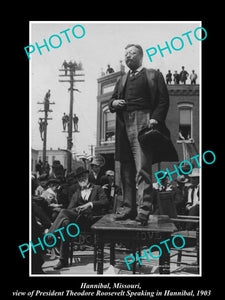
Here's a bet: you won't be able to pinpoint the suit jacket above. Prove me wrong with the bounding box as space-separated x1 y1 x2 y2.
68 183 109 215
48 184 109 234
109 68 178 164
88 170 104 186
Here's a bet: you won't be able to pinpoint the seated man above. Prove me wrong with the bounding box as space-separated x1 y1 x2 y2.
47 166 109 270
173 175 189 215
33 178 62 224
156 172 174 192
185 168 200 230
89 156 105 185
35 173 49 196
100 170 121 211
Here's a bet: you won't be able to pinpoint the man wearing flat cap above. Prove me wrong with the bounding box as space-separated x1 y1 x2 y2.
109 43 178 224
89 156 105 185
47 166 109 269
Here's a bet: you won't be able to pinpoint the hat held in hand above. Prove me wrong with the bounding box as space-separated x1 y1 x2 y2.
138 123 170 149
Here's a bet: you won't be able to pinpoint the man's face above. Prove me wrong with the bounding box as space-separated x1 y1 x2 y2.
107 174 114 185
40 180 47 187
92 164 100 173
125 46 142 71
78 173 89 188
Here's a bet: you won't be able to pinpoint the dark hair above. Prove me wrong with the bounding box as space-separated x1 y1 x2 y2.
125 44 143 58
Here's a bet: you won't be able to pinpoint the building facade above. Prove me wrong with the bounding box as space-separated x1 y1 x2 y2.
37 148 68 169
31 148 85 174
95 70 199 185
31 148 68 174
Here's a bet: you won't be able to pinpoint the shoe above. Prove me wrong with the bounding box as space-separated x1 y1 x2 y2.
53 260 68 270
135 213 150 225
114 212 137 221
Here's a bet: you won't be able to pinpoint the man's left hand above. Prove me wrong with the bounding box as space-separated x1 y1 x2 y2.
148 119 158 128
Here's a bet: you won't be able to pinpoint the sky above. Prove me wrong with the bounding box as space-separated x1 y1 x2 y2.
30 21 201 156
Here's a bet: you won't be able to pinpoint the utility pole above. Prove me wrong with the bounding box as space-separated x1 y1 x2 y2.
88 144 94 156
59 61 84 173
37 89 55 168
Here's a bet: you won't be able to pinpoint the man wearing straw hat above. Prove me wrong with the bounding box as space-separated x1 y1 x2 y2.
47 166 109 270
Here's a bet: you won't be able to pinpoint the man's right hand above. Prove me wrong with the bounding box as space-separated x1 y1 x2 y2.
112 99 126 109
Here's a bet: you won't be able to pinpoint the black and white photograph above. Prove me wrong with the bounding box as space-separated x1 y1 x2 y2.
29 21 202 276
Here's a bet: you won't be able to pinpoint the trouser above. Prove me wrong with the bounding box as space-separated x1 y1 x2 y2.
32 201 52 229
49 209 92 262
121 110 153 217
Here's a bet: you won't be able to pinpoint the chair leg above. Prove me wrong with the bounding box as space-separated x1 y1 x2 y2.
132 242 136 274
94 243 97 271
69 241 73 266
113 195 117 213
177 250 182 266
196 226 199 272
138 248 142 269
110 242 115 266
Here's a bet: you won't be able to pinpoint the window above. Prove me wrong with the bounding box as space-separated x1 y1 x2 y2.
101 106 115 143
102 83 115 94
178 103 194 142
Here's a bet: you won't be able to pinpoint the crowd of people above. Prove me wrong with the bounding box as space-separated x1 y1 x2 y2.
32 45 199 274
32 157 199 273
101 63 198 86
31 157 120 273
153 167 200 219
165 66 198 85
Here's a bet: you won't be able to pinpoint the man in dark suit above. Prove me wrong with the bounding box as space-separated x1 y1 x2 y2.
109 44 178 224
47 166 109 270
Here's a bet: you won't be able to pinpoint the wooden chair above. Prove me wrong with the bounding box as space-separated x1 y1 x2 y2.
156 191 200 272
68 215 101 269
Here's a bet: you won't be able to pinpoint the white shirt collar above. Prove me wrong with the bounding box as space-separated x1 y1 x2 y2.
136 65 143 72
129 65 144 76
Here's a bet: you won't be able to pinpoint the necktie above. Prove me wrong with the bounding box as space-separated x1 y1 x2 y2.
130 70 137 77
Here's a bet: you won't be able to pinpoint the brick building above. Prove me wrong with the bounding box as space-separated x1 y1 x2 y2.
36 148 68 169
95 70 199 185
